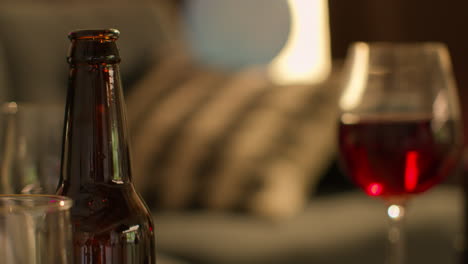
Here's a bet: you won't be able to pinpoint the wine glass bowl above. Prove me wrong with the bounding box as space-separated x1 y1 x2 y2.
339 42 463 202
0 102 63 195
337 42 463 263
339 112 460 200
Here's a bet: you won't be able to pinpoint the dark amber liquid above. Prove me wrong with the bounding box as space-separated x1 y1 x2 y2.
58 30 155 264
63 184 155 264
338 114 460 199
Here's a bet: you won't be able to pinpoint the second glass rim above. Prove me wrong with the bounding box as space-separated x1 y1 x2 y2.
348 41 448 51
0 194 73 213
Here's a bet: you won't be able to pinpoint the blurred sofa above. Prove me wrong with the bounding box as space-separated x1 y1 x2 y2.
0 1 464 263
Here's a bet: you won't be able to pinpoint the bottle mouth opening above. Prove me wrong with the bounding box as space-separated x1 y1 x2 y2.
68 29 120 40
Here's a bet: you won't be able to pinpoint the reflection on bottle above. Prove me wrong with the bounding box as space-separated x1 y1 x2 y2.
123 225 140 243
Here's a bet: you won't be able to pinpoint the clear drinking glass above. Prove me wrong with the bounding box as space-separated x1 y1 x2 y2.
0 194 73 264
338 42 464 263
0 102 63 194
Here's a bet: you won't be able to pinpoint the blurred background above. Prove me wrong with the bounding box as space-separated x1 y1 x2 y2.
0 0 467 263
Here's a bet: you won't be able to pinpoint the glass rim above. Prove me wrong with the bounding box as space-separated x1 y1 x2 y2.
1 101 63 114
0 194 73 213
349 41 448 51
2 101 18 114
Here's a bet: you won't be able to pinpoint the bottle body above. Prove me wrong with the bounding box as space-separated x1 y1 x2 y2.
64 183 155 264
57 29 155 263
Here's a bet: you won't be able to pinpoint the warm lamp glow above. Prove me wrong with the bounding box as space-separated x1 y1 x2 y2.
268 0 331 85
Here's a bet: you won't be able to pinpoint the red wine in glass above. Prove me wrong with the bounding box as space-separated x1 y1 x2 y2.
338 113 461 200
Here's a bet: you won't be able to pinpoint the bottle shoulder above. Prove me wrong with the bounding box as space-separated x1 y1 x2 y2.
62 183 156 262
60 183 153 222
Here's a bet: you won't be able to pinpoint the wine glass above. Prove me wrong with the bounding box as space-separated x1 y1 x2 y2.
338 42 464 264
0 102 63 195
0 104 72 263
0 194 73 263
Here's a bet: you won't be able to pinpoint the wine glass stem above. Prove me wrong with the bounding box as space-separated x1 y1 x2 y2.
386 204 406 264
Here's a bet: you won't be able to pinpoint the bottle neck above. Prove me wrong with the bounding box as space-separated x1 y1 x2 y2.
60 60 132 186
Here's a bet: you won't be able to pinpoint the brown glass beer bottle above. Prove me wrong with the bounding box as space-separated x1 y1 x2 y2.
56 29 156 263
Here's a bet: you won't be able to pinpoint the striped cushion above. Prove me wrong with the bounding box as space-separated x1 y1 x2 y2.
127 51 341 219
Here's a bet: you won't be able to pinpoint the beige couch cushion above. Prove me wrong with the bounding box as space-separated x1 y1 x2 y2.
128 51 341 219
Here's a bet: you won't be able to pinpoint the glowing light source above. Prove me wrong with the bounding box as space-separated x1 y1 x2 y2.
387 204 405 220
268 0 331 85
404 151 419 192
367 182 383 196
123 225 140 243
59 201 65 206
